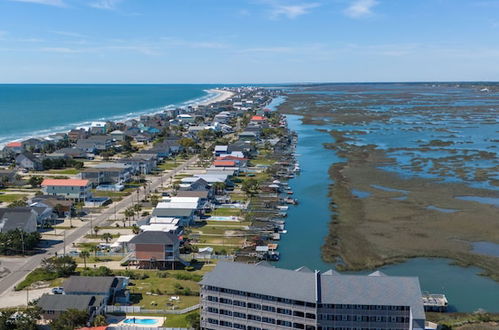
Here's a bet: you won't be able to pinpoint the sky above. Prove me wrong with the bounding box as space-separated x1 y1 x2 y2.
1 0 499 83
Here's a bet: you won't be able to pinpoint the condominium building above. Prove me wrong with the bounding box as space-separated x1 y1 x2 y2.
41 179 91 202
200 262 426 330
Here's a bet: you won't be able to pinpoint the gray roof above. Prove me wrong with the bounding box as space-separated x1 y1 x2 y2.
129 231 179 245
152 208 194 217
63 276 117 294
201 262 425 320
175 190 209 199
0 207 35 232
37 294 104 311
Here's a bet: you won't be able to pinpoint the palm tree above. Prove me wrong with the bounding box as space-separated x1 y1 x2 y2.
131 225 140 234
79 250 90 268
89 245 99 258
125 208 135 226
213 182 226 195
93 226 100 236
102 233 113 243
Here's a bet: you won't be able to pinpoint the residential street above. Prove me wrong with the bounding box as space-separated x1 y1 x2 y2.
0 155 198 297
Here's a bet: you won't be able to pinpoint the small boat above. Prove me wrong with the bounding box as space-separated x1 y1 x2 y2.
287 190 293 195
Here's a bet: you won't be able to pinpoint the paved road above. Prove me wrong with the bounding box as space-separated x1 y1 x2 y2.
0 156 198 297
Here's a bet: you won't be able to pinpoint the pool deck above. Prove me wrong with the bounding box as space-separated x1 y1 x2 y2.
109 316 165 328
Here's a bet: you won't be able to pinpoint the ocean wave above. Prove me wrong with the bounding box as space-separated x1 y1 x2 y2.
0 89 221 148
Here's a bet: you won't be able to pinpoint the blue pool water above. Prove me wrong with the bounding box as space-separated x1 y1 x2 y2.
123 318 158 325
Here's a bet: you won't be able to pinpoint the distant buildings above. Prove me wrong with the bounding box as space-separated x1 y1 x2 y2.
200 262 426 330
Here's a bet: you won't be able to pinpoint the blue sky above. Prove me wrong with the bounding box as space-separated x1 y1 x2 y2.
1 0 499 83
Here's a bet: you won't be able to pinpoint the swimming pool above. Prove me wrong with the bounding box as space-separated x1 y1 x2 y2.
123 318 159 325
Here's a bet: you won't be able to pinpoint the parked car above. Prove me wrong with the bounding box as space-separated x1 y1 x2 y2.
67 250 79 257
51 287 64 294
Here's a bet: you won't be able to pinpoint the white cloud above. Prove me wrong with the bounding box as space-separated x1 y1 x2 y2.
40 47 81 53
160 37 229 49
9 0 66 7
258 1 320 19
90 0 122 10
270 3 321 19
51 31 88 38
344 0 378 18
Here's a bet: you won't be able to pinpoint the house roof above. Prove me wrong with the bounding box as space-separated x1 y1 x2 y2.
152 208 194 217
0 207 35 232
175 190 209 199
129 230 179 245
42 179 89 187
63 276 117 294
251 115 265 121
6 141 22 147
37 294 104 311
201 262 425 321
213 160 237 167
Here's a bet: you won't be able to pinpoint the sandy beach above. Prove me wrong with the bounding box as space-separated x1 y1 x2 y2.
200 89 234 106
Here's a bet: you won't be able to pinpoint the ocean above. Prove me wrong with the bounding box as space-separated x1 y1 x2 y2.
0 84 222 146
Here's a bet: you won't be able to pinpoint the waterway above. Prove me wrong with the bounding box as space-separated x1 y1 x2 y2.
275 114 499 313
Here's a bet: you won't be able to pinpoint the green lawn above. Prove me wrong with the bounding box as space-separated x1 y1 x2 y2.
158 162 181 171
47 168 80 175
0 193 27 203
92 190 130 198
128 271 201 310
211 208 241 216
163 310 199 327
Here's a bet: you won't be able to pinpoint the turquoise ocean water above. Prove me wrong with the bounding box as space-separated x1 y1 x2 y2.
0 84 221 146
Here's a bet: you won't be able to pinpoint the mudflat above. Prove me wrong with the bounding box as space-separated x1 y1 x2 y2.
278 83 499 280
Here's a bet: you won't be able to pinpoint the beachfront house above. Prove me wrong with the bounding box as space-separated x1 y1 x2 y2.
41 178 92 202
15 152 43 171
128 231 183 269
2 141 23 156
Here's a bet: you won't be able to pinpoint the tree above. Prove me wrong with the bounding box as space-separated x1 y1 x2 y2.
131 225 140 234
0 229 41 255
241 178 259 197
89 245 99 258
79 250 90 268
41 255 77 276
150 194 160 207
179 137 197 153
101 232 113 243
0 307 40 330
28 175 43 188
125 207 135 226
93 314 107 327
185 311 200 329
50 309 88 330
7 198 28 208
93 226 100 236
212 182 226 195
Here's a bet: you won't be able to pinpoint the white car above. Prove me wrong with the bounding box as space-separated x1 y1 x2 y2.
51 287 64 294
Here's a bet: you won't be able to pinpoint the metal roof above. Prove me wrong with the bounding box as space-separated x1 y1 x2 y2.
63 276 117 294
37 294 104 311
200 262 425 320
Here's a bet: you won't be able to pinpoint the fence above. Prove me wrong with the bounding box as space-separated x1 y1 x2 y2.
106 304 200 315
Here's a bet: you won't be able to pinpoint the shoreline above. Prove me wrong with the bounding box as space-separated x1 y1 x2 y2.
0 88 231 148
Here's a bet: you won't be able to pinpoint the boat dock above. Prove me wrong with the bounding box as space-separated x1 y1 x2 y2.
422 293 448 312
